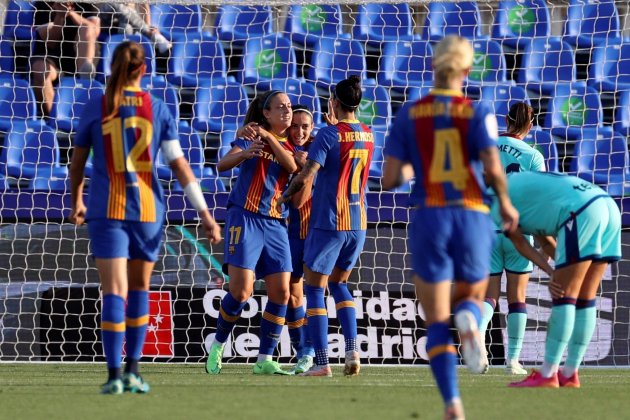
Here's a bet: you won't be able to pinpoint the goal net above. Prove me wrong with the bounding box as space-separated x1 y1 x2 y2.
1 0 629 367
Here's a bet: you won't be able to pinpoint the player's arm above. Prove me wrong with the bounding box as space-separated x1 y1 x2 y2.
481 146 519 234
382 156 414 190
535 234 557 259
216 140 264 172
258 127 298 173
506 228 554 277
277 159 321 210
292 175 313 209
68 146 90 225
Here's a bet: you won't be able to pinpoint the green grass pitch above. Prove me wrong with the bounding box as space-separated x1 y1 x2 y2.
1 364 629 419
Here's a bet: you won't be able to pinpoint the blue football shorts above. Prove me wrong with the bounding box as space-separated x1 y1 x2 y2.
304 228 366 276
88 218 163 262
289 236 306 279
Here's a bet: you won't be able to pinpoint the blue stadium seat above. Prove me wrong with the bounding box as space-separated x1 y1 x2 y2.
140 75 180 121
543 84 611 141
0 75 37 130
564 0 621 49
614 90 630 138
492 0 551 50
192 82 249 134
238 35 297 90
466 39 510 89
217 130 240 179
422 1 483 42
216 5 273 45
588 39 630 94
369 125 387 178
479 85 530 132
378 40 432 94
150 4 203 40
284 5 346 47
0 120 67 181
156 121 214 180
3 0 35 40
167 32 227 88
517 37 580 97
50 77 104 133
269 79 322 125
569 129 630 197
307 38 367 91
0 37 16 75
357 82 391 127
407 85 434 102
523 128 559 172
98 34 156 82
353 4 417 45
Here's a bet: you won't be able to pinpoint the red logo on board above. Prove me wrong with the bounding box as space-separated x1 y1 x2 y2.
142 291 174 357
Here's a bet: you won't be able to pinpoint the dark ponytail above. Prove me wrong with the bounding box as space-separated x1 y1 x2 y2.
333 75 362 112
104 41 145 122
506 102 534 135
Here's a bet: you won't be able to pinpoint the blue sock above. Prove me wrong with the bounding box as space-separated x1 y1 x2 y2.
507 302 527 362
302 317 315 357
125 290 149 375
286 305 306 358
259 301 287 356
479 298 496 336
305 284 328 366
215 293 247 344
453 299 482 326
101 294 125 378
426 322 459 404
328 282 357 353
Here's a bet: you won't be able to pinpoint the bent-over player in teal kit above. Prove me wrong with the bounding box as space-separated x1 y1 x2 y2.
278 76 373 377
490 172 621 388
480 102 546 375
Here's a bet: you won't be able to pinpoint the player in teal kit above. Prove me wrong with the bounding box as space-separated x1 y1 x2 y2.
480 102 546 375
69 41 221 394
490 172 621 388
381 36 519 420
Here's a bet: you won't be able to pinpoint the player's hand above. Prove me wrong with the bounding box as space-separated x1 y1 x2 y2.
201 214 222 245
324 98 338 126
548 276 565 299
69 203 87 226
294 151 308 168
241 139 264 159
500 201 519 235
237 122 259 141
275 196 286 213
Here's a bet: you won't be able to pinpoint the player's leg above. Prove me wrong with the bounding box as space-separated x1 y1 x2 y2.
288 275 314 373
505 272 530 374
452 279 489 374
480 275 500 337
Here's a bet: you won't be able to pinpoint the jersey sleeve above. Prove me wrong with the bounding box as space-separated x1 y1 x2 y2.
308 127 334 167
384 105 410 162
156 99 178 145
231 137 250 150
530 149 546 172
74 97 99 148
470 102 499 151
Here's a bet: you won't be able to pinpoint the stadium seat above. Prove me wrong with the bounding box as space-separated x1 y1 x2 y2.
238 35 297 90
0 75 37 130
406 85 434 102
466 39 510 92
156 121 214 181
543 84 611 141
167 32 227 88
269 79 322 125
49 77 104 133
491 0 551 50
369 124 387 178
563 0 621 49
0 120 67 181
307 38 367 91
422 1 483 42
357 82 391 127
588 39 630 94
479 85 530 132
353 3 418 45
3 0 35 40
140 75 180 121
98 34 156 82
378 40 432 94
216 5 273 45
613 90 630 138
523 128 559 172
217 129 240 179
0 37 16 75
284 5 346 47
517 37 581 97
569 129 630 197
192 82 249 134
150 4 203 40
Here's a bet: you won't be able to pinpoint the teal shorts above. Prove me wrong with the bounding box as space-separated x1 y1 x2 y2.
555 196 622 268
490 231 533 276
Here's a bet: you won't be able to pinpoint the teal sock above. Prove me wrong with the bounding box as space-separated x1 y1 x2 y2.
479 298 496 336
544 298 577 366
564 300 597 375
507 303 527 361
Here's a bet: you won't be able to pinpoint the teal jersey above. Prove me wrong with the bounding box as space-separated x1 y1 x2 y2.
497 134 546 174
492 172 610 236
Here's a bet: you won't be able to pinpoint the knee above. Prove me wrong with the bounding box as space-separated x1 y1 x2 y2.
288 294 302 309
229 289 251 304
269 288 290 305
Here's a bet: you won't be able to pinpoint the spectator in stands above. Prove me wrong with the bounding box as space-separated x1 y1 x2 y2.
31 2 100 116
97 3 172 54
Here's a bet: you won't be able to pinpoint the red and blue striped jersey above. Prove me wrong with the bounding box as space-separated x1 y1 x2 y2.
288 145 311 239
384 89 498 212
308 120 374 231
75 87 178 222
228 135 296 218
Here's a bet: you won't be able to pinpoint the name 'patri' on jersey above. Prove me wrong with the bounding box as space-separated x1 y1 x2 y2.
384 89 498 211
